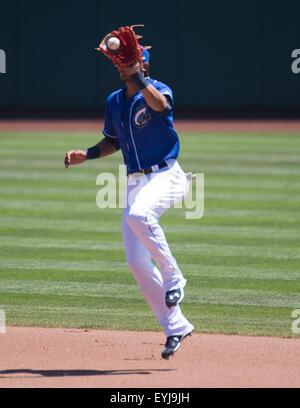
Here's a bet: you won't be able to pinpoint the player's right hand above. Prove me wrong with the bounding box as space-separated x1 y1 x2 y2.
64 150 87 168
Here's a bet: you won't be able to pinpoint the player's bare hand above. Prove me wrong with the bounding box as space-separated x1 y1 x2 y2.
64 150 87 168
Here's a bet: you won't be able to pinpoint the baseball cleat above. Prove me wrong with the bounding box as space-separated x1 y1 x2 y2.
165 287 184 308
161 332 192 360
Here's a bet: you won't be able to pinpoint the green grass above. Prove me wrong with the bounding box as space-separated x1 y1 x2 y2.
1 130 300 337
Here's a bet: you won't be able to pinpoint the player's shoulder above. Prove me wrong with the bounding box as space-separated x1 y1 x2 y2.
105 88 124 107
149 78 173 97
149 78 172 90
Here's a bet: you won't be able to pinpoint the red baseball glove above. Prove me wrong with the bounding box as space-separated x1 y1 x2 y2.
95 25 144 70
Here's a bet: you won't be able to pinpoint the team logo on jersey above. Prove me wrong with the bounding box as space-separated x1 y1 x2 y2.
134 105 151 128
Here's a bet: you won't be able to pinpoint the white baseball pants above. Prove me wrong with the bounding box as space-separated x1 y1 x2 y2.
122 159 194 337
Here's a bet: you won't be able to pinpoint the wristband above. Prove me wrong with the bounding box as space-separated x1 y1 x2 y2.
131 71 149 90
86 145 101 160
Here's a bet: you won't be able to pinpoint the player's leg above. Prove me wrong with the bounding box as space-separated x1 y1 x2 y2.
125 159 190 295
122 206 193 337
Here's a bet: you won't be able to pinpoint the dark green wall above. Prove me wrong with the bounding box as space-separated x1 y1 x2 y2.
1 0 300 112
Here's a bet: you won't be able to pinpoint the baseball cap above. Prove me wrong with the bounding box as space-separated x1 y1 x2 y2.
140 46 151 63
142 49 150 63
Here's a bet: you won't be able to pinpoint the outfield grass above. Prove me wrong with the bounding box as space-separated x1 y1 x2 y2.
0 131 300 337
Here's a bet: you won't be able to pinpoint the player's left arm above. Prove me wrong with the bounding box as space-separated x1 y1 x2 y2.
141 84 169 113
125 62 171 113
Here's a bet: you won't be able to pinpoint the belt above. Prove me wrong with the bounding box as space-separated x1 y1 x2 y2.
129 161 168 175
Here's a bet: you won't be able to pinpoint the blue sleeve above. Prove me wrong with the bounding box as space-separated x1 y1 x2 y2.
103 96 118 140
154 82 174 108
103 95 120 150
152 81 174 116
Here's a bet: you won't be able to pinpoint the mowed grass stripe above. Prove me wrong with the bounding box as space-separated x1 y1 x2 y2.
0 242 298 262
1 131 300 336
1 246 299 268
1 237 124 251
2 131 299 152
0 306 161 332
0 302 293 336
2 233 300 252
0 279 299 308
2 206 299 220
183 304 294 337
0 280 141 298
2 216 300 239
0 264 299 282
2 190 300 203
0 260 128 272
1 175 300 191
2 163 300 177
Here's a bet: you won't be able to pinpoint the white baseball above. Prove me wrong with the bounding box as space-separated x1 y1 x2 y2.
107 37 120 51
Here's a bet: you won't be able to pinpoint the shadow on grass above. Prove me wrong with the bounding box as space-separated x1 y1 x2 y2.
0 368 174 378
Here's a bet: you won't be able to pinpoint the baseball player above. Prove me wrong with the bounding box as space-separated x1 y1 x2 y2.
64 26 194 359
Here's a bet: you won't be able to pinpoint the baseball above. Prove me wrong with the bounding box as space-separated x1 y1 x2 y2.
107 37 120 51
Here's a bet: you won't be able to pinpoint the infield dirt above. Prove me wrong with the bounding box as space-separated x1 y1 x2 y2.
0 326 299 388
1 118 300 133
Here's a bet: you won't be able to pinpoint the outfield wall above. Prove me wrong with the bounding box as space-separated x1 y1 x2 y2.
0 0 300 115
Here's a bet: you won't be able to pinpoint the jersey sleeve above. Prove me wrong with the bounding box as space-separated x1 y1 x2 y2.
103 95 120 150
154 81 174 108
103 95 119 141
150 80 174 117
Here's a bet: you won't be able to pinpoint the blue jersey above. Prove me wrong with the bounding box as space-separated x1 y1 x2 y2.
103 78 180 173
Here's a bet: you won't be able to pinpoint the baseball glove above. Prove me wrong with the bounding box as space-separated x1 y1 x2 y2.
95 25 144 70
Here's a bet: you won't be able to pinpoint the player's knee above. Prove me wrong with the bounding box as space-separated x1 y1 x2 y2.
126 259 144 274
126 254 151 278
126 210 146 229
126 208 158 230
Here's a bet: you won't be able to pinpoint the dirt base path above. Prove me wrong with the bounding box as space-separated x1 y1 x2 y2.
1 119 300 132
0 327 299 388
